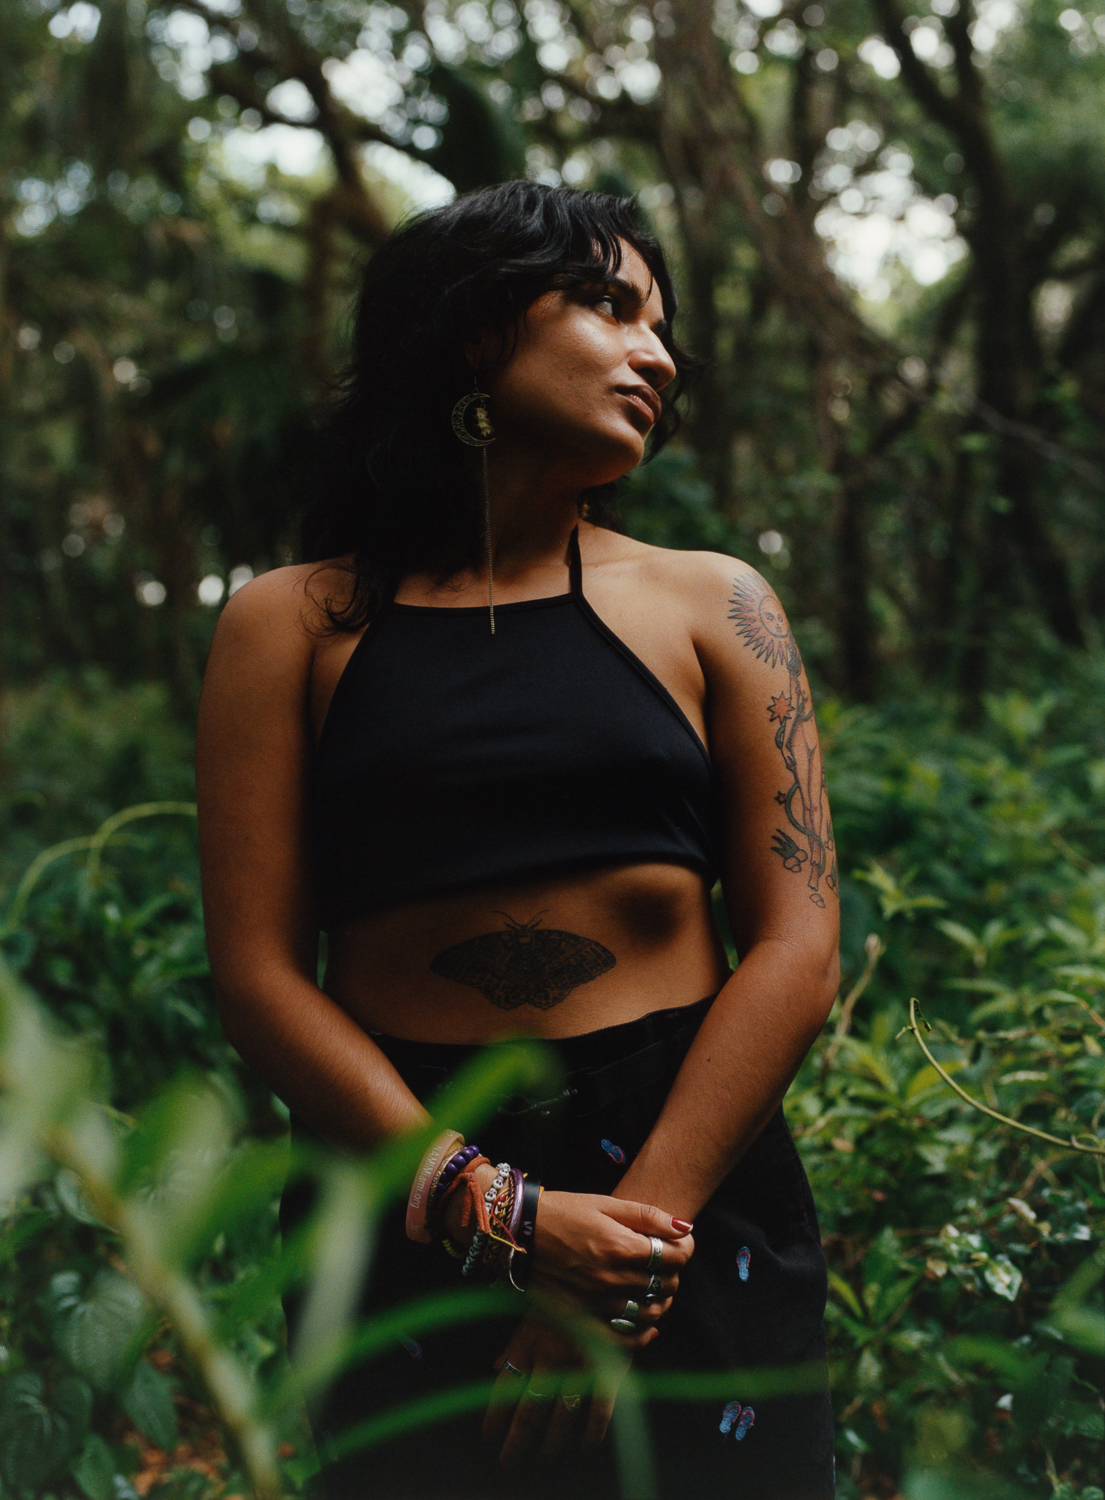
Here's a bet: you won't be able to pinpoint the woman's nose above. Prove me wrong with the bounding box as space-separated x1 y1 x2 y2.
630 333 676 392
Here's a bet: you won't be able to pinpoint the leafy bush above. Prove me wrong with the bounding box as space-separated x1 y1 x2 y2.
796 686 1105 1497
0 676 1102 1498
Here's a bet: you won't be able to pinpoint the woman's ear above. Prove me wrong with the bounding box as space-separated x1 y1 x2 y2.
467 329 510 375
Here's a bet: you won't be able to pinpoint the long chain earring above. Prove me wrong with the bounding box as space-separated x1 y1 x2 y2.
450 376 496 635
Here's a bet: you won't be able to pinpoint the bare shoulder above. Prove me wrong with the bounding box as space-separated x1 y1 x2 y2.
587 528 773 635
208 558 356 666
215 559 352 634
587 530 806 714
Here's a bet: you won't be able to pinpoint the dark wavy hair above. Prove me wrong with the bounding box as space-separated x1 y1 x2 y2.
299 180 698 628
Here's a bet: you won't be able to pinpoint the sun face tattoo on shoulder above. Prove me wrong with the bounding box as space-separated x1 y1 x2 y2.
728 575 838 908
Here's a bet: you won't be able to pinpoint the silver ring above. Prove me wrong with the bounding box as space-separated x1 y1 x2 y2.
621 1299 640 1323
560 1391 584 1411
524 1386 555 1405
502 1360 525 1378
646 1235 663 1272
609 1317 636 1334
644 1273 662 1300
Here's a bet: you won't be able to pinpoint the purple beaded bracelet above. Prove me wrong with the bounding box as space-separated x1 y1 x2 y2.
429 1142 481 1210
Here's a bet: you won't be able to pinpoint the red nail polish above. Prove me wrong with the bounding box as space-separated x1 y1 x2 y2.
672 1218 693 1234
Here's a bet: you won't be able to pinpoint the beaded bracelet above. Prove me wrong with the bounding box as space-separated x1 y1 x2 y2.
483 1170 518 1265
461 1229 488 1277
430 1143 481 1211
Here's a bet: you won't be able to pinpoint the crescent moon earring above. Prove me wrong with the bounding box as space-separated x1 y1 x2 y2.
451 383 495 447
451 375 496 635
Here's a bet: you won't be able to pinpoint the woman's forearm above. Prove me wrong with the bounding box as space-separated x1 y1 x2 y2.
217 966 430 1150
612 937 838 1221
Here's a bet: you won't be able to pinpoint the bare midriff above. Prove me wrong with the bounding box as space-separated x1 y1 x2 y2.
322 861 729 1044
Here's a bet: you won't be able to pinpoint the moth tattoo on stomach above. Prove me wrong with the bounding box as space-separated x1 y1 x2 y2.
430 912 616 1010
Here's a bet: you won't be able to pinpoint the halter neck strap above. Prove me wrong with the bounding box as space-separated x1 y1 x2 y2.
568 525 584 597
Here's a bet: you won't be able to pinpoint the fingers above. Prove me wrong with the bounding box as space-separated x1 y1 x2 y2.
608 1292 673 1328
499 1372 560 1469
541 1385 588 1458
603 1198 695 1246
603 1204 695 1289
499 1354 633 1465
488 1351 584 1467
531 1259 681 1328
483 1355 528 1447
530 1193 694 1315
581 1356 628 1449
486 1312 636 1467
582 1391 615 1449
609 1322 659 1352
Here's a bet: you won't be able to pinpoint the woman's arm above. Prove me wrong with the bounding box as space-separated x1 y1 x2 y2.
613 553 840 1221
196 568 429 1149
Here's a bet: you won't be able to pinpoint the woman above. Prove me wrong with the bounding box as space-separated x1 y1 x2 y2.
196 181 839 1500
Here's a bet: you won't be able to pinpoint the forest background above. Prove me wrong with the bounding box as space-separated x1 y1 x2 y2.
1 0 1103 1497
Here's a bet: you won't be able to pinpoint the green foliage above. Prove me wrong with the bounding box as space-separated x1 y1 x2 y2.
618 449 741 554
0 676 1102 1496
0 672 196 886
792 683 1105 1496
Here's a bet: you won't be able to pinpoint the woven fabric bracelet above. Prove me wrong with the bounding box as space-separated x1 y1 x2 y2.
425 1152 485 1236
436 1155 491 1222
462 1162 510 1279
406 1129 464 1244
437 1156 493 1264
501 1167 526 1290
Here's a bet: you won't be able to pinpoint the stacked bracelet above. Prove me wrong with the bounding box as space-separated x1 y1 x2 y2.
406 1129 465 1244
405 1134 543 1287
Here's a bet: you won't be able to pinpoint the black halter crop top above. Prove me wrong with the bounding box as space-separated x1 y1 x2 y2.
309 529 719 928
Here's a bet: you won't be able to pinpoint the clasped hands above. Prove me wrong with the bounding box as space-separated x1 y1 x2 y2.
478 1189 695 1469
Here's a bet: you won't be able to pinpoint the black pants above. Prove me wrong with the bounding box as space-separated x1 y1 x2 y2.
283 997 835 1499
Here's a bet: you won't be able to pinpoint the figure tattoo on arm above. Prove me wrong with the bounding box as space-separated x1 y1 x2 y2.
728 576 838 907
430 913 616 1009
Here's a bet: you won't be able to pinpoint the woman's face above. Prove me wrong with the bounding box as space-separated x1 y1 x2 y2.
484 242 677 486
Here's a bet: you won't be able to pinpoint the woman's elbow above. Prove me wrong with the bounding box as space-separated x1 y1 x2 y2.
818 944 841 1024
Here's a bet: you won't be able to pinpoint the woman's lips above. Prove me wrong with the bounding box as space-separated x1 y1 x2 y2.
618 388 660 428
